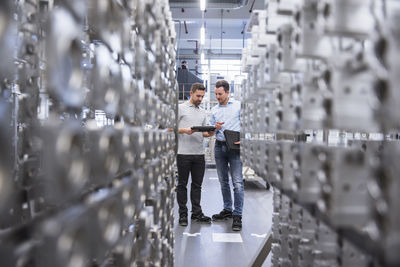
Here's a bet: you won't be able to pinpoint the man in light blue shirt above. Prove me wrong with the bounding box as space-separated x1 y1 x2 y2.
210 80 244 231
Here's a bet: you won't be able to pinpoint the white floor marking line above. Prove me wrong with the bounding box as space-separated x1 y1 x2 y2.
209 177 219 180
212 233 243 243
183 232 201 237
251 233 267 238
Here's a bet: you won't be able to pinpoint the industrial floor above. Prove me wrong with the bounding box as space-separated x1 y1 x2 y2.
174 168 273 267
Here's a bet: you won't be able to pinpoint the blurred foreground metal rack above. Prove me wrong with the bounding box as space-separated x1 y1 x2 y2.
0 0 178 266
243 1 400 266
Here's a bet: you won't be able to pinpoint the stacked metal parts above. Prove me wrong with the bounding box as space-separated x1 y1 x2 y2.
0 0 178 266
242 0 400 266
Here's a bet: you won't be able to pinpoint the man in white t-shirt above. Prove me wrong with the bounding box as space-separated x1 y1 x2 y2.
177 83 215 226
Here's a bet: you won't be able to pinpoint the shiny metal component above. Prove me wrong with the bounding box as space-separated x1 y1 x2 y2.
86 126 123 186
288 204 302 266
313 222 339 266
134 209 152 265
42 121 90 205
277 0 301 15
256 140 269 179
280 83 301 131
119 126 135 172
380 141 400 264
293 0 333 59
268 141 279 185
318 146 371 227
280 141 299 192
90 44 122 115
119 64 135 121
15 0 41 201
113 177 137 230
0 0 14 90
277 24 297 72
89 189 124 249
299 209 317 267
38 207 93 267
133 78 148 126
299 69 330 130
46 7 86 109
87 0 127 54
112 231 136 267
0 1 11 43
372 2 400 131
266 43 280 84
340 239 370 267
329 51 380 132
296 143 326 203
318 0 374 38
0 101 20 227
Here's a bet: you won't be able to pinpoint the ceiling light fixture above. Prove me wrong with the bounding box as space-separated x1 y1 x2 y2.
200 0 206 11
201 52 205 64
200 26 205 45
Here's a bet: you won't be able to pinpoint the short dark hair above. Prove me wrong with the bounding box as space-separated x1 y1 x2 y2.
215 80 229 92
191 83 205 93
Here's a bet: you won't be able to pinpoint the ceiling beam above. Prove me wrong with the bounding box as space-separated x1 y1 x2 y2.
169 0 249 9
177 51 242 60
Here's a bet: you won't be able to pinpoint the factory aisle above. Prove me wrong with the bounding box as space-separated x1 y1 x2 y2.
174 168 273 267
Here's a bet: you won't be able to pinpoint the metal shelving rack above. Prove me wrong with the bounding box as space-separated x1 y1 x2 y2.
243 1 400 266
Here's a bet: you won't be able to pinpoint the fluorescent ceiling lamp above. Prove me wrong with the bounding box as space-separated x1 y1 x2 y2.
200 26 205 45
201 52 206 64
200 0 206 11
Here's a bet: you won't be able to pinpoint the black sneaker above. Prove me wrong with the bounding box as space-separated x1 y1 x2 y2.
212 209 233 221
232 215 242 231
191 213 211 223
179 215 188 226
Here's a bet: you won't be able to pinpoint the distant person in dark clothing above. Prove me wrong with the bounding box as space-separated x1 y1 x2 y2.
181 60 187 69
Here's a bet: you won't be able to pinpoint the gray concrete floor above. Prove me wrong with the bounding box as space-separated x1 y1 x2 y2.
174 168 273 267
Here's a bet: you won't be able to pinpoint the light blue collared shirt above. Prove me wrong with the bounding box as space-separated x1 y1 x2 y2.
210 99 241 141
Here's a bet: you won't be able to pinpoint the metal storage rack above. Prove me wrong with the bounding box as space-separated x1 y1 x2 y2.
243 1 400 266
0 0 178 266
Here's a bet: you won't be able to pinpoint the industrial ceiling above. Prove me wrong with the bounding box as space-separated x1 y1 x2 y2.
169 0 265 61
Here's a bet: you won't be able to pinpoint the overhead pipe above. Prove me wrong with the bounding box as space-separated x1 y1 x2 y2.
183 20 188 34
187 40 199 75
249 0 256 13
178 51 241 60
220 9 223 54
173 20 183 70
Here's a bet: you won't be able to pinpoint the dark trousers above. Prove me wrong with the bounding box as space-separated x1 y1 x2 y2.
176 154 205 217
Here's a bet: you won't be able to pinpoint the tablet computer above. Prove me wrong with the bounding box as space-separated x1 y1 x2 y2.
191 126 216 132
223 130 240 150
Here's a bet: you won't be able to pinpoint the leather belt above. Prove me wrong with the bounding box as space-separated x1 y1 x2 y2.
215 140 226 146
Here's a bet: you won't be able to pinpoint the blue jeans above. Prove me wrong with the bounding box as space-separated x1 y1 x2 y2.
214 143 244 216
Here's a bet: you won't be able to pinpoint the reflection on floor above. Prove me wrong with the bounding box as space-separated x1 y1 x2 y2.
174 168 273 267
